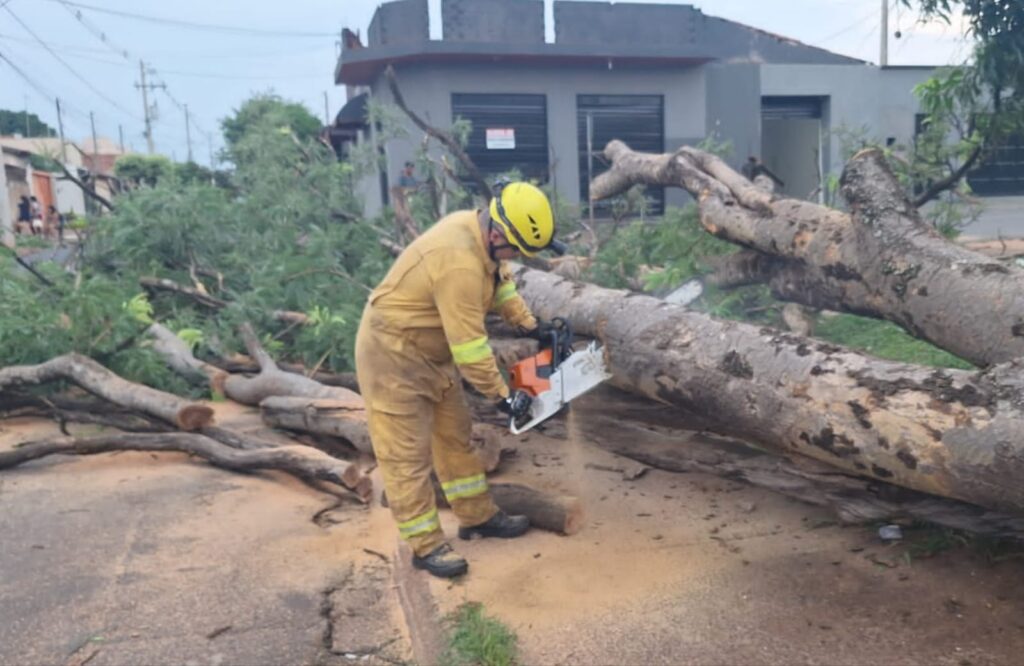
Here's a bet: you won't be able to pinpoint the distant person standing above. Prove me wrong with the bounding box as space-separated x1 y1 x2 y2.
46 205 61 241
398 161 419 190
16 196 31 234
29 196 43 236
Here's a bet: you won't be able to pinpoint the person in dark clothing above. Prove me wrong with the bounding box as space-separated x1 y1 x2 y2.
17 196 31 234
741 156 785 189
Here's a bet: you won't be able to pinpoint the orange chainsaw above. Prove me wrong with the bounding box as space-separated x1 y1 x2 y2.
507 318 611 434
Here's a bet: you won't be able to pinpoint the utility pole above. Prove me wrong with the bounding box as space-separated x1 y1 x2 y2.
323 91 330 126
23 95 29 136
135 60 164 154
880 0 889 67
0 139 12 248
184 104 193 163
118 124 125 154
54 98 68 163
89 111 99 177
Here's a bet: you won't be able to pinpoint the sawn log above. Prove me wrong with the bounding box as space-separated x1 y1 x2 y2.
514 265 1024 516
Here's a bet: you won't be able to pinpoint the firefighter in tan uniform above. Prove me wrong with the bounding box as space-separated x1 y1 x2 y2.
355 182 563 578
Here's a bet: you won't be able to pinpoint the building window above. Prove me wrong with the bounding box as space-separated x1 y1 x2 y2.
577 94 664 216
451 93 549 191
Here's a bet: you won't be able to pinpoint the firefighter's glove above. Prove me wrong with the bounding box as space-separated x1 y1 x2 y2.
497 390 533 420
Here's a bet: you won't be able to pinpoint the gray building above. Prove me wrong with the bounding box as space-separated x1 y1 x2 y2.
333 0 1015 220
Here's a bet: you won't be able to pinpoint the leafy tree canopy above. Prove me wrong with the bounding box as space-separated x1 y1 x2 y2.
220 94 322 154
0 109 56 137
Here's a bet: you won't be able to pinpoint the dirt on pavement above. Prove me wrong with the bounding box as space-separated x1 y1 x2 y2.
3 400 1024 665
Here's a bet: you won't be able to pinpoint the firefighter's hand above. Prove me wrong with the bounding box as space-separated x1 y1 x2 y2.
522 320 556 342
496 390 533 419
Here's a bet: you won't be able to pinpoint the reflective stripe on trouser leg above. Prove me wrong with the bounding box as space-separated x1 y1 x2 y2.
362 396 446 557
431 383 498 527
397 508 440 539
441 473 488 502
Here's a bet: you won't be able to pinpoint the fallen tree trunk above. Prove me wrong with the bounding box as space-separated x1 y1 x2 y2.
575 389 1024 539
591 141 1024 367
0 432 372 502
222 323 365 409
0 353 214 430
515 265 1024 516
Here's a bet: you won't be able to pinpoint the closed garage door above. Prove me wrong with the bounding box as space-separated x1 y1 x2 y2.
968 133 1024 196
451 93 549 190
578 94 664 215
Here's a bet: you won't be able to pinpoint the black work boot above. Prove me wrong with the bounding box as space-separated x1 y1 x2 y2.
458 511 530 541
412 543 468 579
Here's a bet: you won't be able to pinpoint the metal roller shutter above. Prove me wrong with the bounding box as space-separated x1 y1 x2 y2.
578 94 665 215
761 96 823 120
968 133 1024 196
451 93 549 187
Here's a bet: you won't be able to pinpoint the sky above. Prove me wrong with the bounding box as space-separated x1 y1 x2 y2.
0 0 971 165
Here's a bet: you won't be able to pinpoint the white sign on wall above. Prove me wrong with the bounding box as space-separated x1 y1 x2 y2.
486 128 516 150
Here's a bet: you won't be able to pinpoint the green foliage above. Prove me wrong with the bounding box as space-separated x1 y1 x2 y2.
221 93 322 156
81 93 392 375
115 154 174 187
587 205 735 291
28 153 62 173
0 259 195 395
899 1 1024 197
443 603 518 666
814 313 973 369
0 109 55 137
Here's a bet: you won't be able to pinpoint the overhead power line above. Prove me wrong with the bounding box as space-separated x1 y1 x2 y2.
3 5 142 121
46 0 337 38
54 0 131 61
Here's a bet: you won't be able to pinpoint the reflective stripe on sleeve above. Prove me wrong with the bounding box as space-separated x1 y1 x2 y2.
397 508 440 539
493 282 518 308
450 336 493 365
441 473 488 501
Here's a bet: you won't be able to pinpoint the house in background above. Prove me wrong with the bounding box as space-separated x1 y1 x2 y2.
335 0 1024 219
1 136 88 226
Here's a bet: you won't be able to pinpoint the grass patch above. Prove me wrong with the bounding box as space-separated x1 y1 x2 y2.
814 313 974 370
442 602 518 666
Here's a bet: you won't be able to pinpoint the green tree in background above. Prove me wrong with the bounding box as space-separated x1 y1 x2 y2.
902 0 1024 203
0 109 56 137
220 94 322 156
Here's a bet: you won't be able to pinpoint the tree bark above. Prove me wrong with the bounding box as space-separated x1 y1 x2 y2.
591 141 1024 367
260 397 372 454
0 432 371 502
490 483 584 536
575 390 1024 540
221 323 365 412
514 265 1024 516
0 353 214 430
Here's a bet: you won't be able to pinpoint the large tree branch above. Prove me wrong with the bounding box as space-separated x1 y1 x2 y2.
385 66 492 202
57 162 114 212
0 432 371 502
592 141 1024 367
912 144 984 207
0 353 213 430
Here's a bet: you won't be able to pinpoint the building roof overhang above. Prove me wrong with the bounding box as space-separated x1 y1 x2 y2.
336 41 715 85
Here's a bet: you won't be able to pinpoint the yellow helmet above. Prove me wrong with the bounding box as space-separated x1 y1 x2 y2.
489 182 556 257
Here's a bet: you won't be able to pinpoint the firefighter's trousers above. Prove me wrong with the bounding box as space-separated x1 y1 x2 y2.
355 308 498 556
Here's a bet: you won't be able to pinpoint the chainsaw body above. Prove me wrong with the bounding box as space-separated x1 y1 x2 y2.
507 318 611 434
